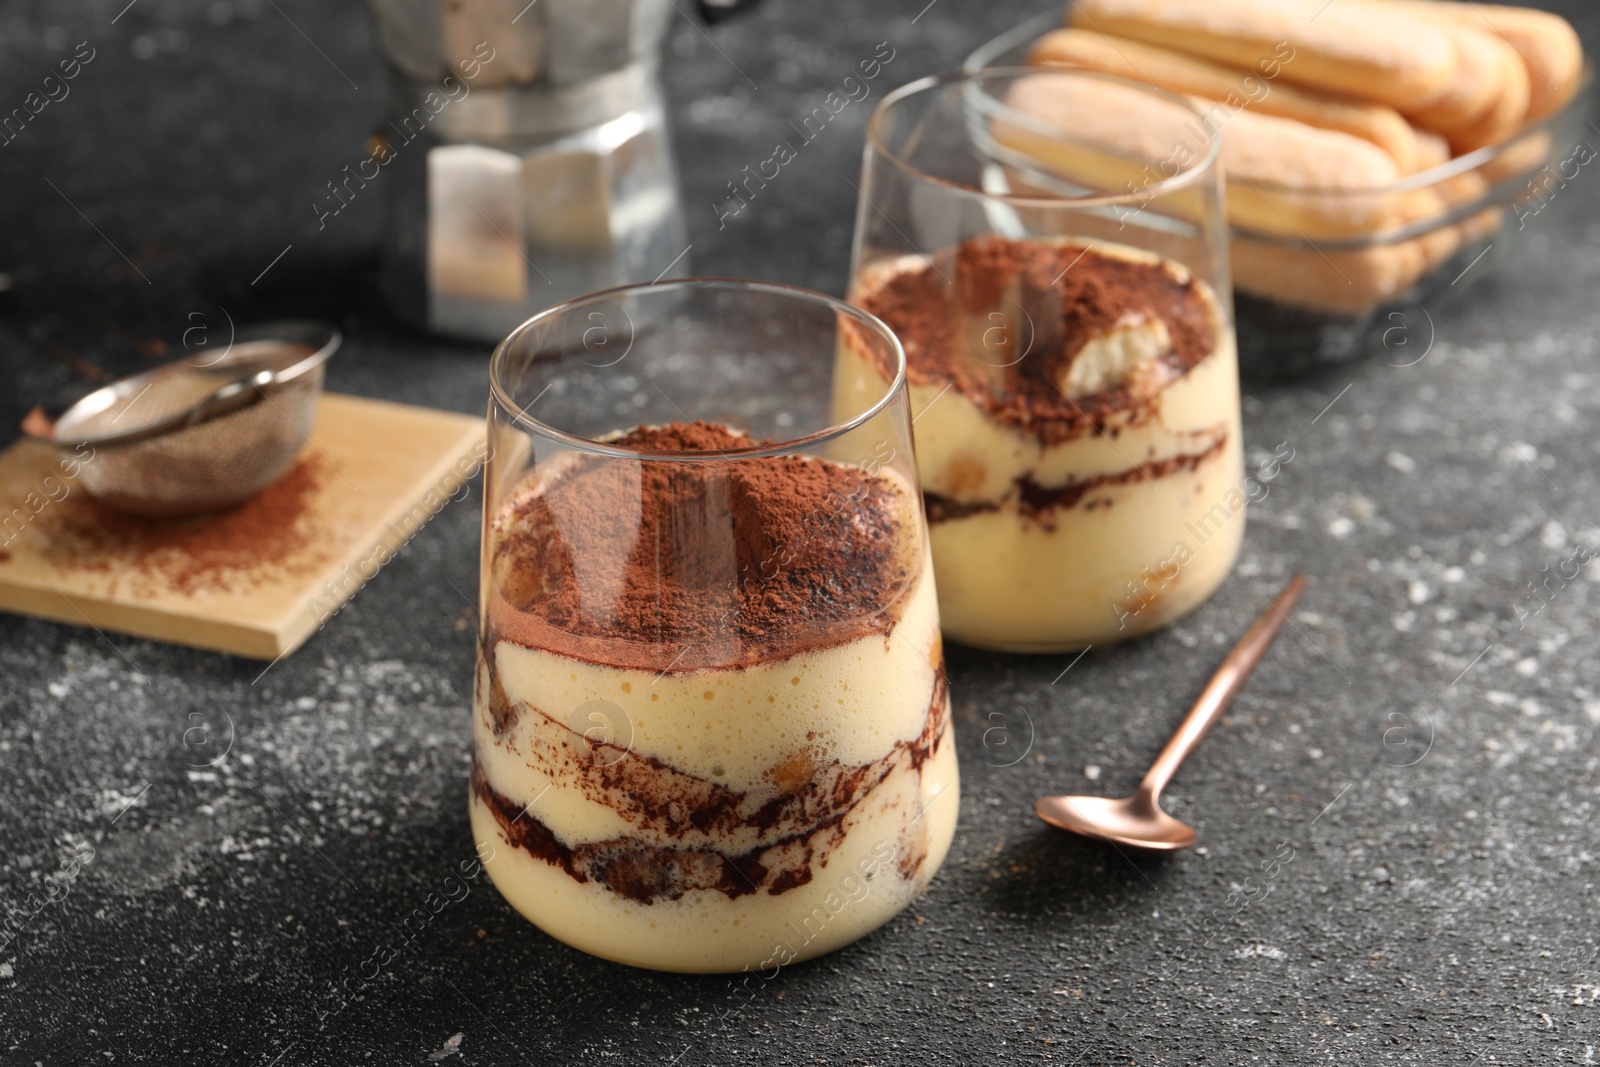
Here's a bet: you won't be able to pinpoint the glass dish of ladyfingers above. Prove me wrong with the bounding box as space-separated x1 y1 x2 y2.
969 1 1593 378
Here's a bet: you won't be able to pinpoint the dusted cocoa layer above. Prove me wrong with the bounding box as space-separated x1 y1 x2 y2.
488 421 916 674
853 236 1217 445
472 663 949 904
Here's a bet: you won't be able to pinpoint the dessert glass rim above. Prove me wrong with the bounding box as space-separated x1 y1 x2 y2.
488 277 908 461
867 65 1224 209
965 11 1596 199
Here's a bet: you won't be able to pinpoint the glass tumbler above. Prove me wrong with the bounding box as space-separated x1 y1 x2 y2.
472 280 958 973
843 68 1245 652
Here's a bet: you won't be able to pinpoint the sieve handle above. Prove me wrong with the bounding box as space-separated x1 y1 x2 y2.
182 368 277 428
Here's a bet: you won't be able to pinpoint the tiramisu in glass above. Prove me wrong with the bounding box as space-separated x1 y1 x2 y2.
474 281 957 973
844 69 1245 651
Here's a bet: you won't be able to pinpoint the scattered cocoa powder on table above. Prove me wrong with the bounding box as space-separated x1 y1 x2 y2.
39 455 331 596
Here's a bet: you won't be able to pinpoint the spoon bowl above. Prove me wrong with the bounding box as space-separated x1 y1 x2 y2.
1034 792 1197 851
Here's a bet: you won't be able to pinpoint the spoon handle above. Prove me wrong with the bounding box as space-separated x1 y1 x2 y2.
1138 574 1307 800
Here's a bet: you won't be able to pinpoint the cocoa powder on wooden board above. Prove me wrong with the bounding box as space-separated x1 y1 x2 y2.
32 455 331 596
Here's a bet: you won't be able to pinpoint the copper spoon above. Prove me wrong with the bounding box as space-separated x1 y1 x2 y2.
1035 573 1307 851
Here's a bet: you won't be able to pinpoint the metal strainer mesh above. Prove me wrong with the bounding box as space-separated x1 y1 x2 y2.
47 323 338 516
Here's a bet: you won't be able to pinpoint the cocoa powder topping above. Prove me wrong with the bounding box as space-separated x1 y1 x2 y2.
855 236 1218 442
490 421 914 671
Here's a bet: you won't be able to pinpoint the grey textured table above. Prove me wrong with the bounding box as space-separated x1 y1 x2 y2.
3 1 1600 1064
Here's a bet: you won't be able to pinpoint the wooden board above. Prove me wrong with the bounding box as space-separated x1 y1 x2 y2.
0 392 484 661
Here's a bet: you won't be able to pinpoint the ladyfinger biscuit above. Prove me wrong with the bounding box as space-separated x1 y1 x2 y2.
991 74 1216 219
1434 166 1490 211
1481 128 1553 186
1394 17 1528 150
1069 0 1460 111
1230 236 1427 315
1357 3 1531 151
1417 218 1465 275
1231 186 1462 315
1028 28 1421 172
1456 205 1504 246
996 74 1405 238
1207 108 1404 238
1384 0 1583 121
1406 189 1463 273
1444 44 1529 153
1411 128 1452 171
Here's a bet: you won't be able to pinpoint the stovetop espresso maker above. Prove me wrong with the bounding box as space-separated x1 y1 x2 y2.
362 0 754 339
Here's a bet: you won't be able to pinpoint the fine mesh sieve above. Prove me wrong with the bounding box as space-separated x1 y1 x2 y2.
33 321 340 516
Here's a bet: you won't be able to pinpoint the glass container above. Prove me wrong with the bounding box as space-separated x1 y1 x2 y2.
473 279 958 972
846 67 1243 652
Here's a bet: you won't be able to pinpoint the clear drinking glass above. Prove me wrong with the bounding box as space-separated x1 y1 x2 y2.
845 67 1244 652
472 280 958 974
